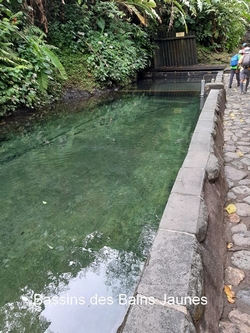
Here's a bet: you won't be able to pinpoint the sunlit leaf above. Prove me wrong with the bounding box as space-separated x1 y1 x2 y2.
227 297 235 304
224 285 235 303
236 150 244 157
225 204 237 214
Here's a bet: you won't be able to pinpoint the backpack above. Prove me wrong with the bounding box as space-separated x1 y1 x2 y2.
230 54 239 67
242 53 250 68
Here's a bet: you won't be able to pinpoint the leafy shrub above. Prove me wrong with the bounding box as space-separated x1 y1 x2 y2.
0 68 40 114
84 2 154 86
85 28 152 87
48 1 154 87
47 3 91 52
186 0 248 52
0 4 66 115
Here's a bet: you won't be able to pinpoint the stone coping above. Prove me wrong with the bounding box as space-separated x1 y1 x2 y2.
118 71 227 332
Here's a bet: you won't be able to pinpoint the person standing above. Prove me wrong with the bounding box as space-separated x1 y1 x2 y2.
228 50 243 88
238 47 250 94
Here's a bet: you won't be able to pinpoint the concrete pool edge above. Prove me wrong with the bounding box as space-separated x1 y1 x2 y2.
118 72 227 332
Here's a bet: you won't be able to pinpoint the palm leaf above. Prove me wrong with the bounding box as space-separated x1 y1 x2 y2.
171 0 188 33
41 45 67 79
123 3 146 25
116 0 161 24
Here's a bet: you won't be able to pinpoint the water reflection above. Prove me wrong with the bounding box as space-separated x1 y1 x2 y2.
41 247 139 333
1 240 154 333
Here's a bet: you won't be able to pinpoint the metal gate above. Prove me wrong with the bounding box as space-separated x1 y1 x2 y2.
153 31 198 68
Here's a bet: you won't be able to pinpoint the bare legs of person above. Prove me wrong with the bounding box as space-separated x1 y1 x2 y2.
240 78 249 94
239 69 250 94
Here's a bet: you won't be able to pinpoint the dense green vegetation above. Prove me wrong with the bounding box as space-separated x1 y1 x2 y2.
1 0 250 116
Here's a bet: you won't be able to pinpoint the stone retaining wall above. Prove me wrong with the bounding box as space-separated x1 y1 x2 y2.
118 72 228 333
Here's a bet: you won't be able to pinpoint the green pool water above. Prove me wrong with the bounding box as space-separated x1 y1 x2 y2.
0 86 201 333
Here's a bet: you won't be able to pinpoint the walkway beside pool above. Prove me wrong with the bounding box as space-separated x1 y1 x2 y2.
219 72 250 332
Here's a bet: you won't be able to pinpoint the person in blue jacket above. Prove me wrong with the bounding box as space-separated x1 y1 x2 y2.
228 50 244 88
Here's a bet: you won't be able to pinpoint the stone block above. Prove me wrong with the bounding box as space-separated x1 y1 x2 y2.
228 308 250 329
219 321 237 333
224 266 245 286
232 186 250 195
224 166 247 181
231 250 250 270
206 153 221 181
232 233 250 247
231 223 247 234
236 289 250 307
137 231 204 322
182 150 209 169
171 167 205 197
121 303 196 333
235 203 250 216
159 193 208 242
188 130 214 152
205 83 224 95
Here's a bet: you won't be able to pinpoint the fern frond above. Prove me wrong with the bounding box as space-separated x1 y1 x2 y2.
37 70 49 91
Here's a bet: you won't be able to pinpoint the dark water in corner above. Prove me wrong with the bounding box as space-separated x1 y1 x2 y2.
0 80 201 333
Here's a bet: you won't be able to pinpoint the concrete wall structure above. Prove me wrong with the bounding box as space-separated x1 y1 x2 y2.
118 71 228 333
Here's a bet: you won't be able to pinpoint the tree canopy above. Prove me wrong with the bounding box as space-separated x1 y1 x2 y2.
1 0 250 115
